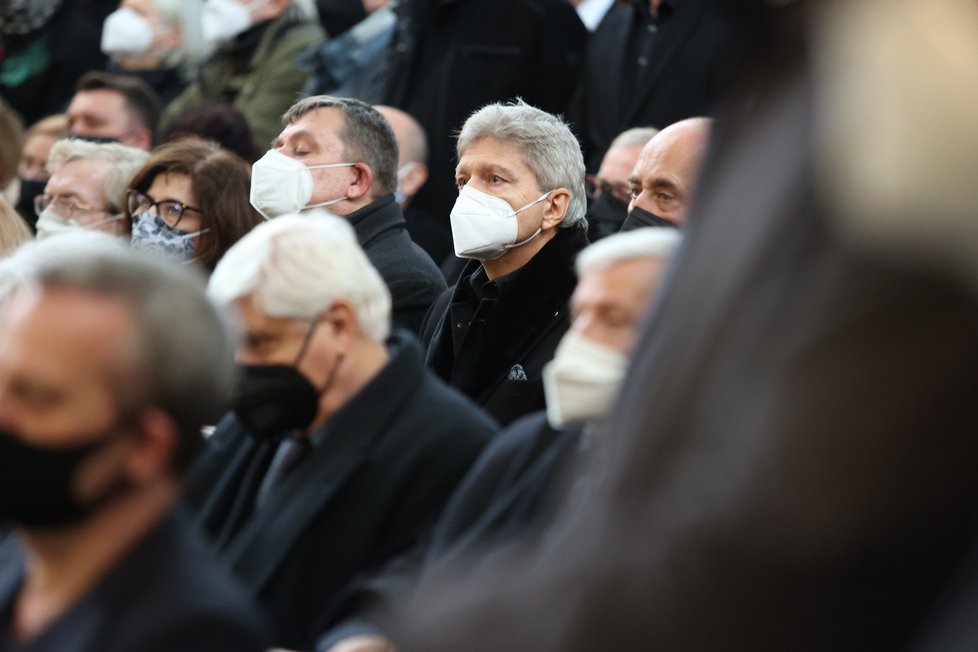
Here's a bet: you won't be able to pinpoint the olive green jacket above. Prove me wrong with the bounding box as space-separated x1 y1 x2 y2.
163 7 324 148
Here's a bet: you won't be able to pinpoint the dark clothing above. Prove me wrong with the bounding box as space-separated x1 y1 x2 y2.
395 10 978 650
421 227 589 427
347 195 447 335
576 0 733 170
107 63 186 109
0 515 269 652
381 0 587 226
426 412 584 572
182 332 494 650
0 0 106 124
403 205 453 271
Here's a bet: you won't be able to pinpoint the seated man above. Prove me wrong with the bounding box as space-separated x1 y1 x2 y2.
34 138 148 239
0 235 269 651
163 0 324 148
585 126 658 241
319 227 681 652
421 101 591 427
621 117 712 230
182 213 494 651
67 71 161 150
252 95 446 334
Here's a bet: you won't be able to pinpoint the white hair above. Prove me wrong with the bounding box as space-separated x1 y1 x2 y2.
610 126 660 150
576 227 682 276
457 100 587 229
207 211 392 342
154 0 209 72
0 231 124 308
46 138 149 213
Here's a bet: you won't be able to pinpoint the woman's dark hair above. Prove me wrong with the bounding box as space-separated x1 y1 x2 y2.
160 104 262 164
126 138 263 271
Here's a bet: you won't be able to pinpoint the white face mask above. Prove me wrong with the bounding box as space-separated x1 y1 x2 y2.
395 161 417 207
449 184 551 261
35 209 124 240
542 330 629 429
202 0 264 47
100 7 155 57
249 149 355 219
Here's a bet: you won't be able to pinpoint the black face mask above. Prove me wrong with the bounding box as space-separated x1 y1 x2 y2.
71 133 122 145
230 365 320 440
621 206 679 231
0 427 122 528
229 319 340 440
16 177 46 229
587 193 629 240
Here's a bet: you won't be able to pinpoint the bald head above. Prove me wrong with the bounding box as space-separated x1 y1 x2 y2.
374 105 429 207
627 117 712 224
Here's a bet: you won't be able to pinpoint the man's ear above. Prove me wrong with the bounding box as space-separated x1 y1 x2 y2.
126 407 180 483
321 299 359 352
125 127 153 152
346 163 375 202
541 188 571 230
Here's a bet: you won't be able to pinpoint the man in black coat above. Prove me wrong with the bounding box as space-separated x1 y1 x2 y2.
250 95 446 335
394 1 978 649
575 0 735 170
420 101 591 428
381 0 588 226
184 214 494 651
0 236 268 651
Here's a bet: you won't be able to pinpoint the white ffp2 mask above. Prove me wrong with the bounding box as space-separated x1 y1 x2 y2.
35 209 124 240
249 149 354 219
202 0 265 47
100 8 155 57
543 330 628 429
449 185 552 260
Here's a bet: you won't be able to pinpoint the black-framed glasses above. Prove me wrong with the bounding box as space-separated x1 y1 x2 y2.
585 174 632 204
126 189 202 228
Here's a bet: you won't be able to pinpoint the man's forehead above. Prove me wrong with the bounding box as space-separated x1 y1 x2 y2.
456 137 531 173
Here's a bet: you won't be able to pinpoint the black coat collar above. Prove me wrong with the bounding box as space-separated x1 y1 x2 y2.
427 227 590 401
345 195 406 248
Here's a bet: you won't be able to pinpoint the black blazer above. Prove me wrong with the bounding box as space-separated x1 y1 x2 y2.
348 196 447 335
382 0 587 225
0 515 269 652
182 333 494 650
576 0 733 169
420 227 590 427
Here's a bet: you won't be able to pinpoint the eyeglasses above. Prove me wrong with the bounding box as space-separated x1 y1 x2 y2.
585 175 632 203
33 194 109 221
127 189 202 228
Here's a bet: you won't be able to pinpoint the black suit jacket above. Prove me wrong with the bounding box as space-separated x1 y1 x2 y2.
348 196 447 335
182 333 494 650
0 515 269 652
420 227 590 427
382 0 587 225
394 29 978 652
576 0 733 169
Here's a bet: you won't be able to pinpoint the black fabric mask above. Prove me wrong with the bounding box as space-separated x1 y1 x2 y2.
621 206 679 231
587 193 629 240
71 133 122 145
16 177 46 230
0 427 120 528
230 365 320 441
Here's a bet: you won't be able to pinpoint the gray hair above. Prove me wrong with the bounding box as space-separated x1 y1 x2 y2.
46 138 149 213
154 0 209 72
208 211 392 342
282 95 398 197
7 234 233 471
576 227 682 277
457 100 587 229
610 126 660 150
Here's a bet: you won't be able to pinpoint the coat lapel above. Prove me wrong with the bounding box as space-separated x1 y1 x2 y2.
220 336 425 592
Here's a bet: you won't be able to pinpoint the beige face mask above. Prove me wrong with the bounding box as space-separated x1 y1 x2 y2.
542 330 629 429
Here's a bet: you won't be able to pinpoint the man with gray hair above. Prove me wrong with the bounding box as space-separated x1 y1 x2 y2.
0 236 269 650
249 95 446 335
586 126 659 240
420 100 591 427
34 138 148 239
183 213 494 650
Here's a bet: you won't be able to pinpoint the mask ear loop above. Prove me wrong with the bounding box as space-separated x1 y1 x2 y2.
291 312 344 396
503 190 554 251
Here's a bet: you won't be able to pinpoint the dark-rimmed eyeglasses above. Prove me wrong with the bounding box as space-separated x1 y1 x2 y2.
33 194 109 221
126 189 202 229
585 175 632 204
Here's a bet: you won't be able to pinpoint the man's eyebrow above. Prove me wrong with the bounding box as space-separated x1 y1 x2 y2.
274 129 317 149
650 177 680 194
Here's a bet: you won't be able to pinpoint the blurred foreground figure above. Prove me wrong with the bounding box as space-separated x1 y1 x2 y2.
394 1 978 650
0 235 269 651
